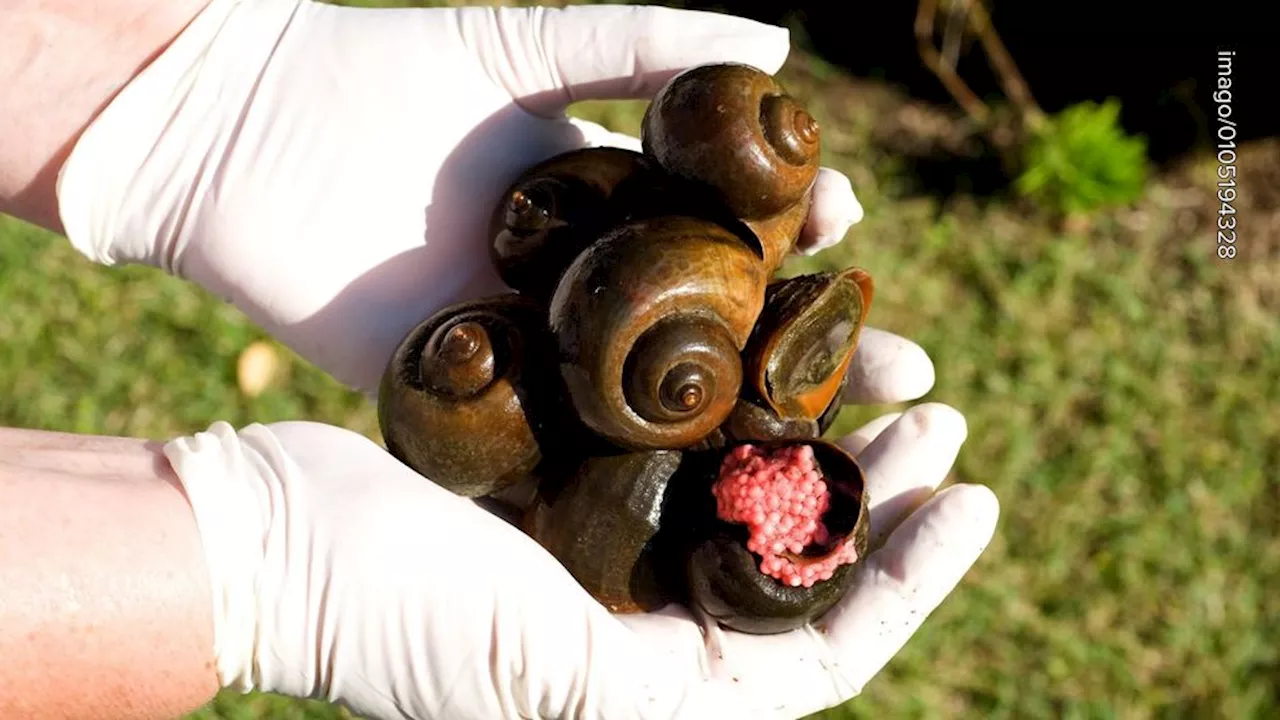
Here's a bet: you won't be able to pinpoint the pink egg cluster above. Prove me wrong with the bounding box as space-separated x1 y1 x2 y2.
712 444 859 588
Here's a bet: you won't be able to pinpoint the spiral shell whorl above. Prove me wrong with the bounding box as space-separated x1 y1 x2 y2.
549 217 767 450
760 94 820 167
419 320 497 398
623 317 742 426
377 295 554 497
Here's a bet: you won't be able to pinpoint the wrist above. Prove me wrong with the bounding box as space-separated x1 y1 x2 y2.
163 422 268 692
55 0 300 270
0 427 219 718
162 421 339 703
0 0 213 234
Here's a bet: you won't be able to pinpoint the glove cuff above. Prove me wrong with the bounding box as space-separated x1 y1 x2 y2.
162 420 279 692
55 0 300 273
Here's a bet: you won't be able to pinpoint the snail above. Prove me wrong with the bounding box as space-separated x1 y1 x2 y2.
523 450 687 613
685 268 871 452
490 148 661 304
377 294 571 497
685 439 870 635
376 61 880 637
642 63 822 272
548 215 769 451
744 267 875 421
744 193 814 274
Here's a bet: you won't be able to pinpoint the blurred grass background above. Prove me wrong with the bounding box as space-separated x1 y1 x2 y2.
2 0 1277 718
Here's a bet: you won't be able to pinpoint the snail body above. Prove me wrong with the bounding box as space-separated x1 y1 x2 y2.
377 294 567 497
549 215 768 450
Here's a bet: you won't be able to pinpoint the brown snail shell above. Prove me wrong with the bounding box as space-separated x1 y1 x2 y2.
549 215 768 450
745 188 813 274
688 398 820 453
686 439 870 635
641 63 821 221
690 372 850 452
377 294 567 497
815 374 850 436
490 148 660 303
523 450 686 613
744 267 875 422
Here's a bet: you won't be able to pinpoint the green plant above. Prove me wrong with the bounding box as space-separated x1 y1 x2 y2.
1015 99 1149 216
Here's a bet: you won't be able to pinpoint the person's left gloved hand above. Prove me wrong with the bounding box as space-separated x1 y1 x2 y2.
164 403 997 720
57 0 872 395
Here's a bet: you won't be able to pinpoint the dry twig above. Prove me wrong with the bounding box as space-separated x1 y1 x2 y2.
915 0 1045 134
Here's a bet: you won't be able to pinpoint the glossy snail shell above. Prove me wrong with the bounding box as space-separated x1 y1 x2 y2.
686 439 870 635
549 216 768 450
641 63 821 221
376 60 883 638
745 189 813 274
523 450 685 613
377 294 564 497
490 148 659 303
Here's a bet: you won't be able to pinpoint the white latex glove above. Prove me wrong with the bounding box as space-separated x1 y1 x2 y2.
57 0 871 395
165 400 998 720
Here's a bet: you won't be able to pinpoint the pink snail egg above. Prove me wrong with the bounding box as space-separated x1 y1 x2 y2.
710 444 860 588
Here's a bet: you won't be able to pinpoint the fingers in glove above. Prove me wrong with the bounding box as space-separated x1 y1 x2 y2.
566 116 643 152
842 327 936 405
795 168 864 256
572 120 866 260
636 483 998 720
856 403 968 548
470 5 790 116
570 120 865 259
814 483 999 695
835 412 903 457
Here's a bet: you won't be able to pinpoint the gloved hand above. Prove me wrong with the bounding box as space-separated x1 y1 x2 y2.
57 0 873 395
164 374 998 720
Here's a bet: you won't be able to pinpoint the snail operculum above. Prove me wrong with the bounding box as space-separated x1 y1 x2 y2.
377 294 565 498
490 148 658 302
760 92 821 167
686 439 870 634
523 450 687 613
744 267 875 422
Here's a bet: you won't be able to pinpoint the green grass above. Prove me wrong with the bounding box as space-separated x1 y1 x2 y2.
3 3 1277 719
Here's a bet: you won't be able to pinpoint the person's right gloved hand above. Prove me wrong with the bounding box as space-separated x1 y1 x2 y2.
165 403 998 720
57 0 877 397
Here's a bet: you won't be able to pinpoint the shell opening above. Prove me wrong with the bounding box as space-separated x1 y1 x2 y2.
711 444 859 588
